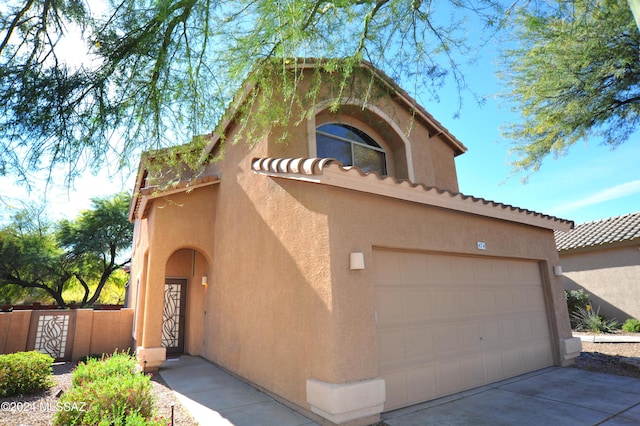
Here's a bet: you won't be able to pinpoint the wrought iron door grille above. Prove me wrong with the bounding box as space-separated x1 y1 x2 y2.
33 313 71 360
162 282 182 348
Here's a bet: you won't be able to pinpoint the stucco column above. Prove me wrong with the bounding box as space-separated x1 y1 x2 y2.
132 253 148 346
136 251 166 371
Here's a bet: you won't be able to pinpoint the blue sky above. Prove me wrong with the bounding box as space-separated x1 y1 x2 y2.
5 74 637 226
427 44 640 225
2 4 639 226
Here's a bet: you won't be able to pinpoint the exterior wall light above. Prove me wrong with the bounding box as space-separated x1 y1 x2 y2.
350 253 365 270
553 266 563 276
201 275 208 286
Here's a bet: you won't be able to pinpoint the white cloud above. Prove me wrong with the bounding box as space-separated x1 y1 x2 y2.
552 180 640 214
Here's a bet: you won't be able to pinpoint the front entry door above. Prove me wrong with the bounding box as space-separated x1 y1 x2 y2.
162 278 187 355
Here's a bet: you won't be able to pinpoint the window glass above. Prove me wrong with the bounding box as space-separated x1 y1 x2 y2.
316 133 352 165
316 124 387 175
353 144 387 175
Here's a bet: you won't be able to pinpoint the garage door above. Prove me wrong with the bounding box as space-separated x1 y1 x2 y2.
374 249 554 411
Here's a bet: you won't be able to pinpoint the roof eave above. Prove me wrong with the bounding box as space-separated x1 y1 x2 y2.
205 59 468 159
558 237 640 255
129 174 220 221
297 59 468 156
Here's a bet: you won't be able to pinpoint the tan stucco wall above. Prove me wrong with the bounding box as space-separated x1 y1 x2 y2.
82 309 134 358
560 244 640 322
129 67 570 418
0 310 30 353
200 126 341 410
259 180 572 384
429 133 459 192
130 186 216 353
199 125 570 413
265 68 460 191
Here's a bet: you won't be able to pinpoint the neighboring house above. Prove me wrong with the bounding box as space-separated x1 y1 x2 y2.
128 60 579 426
556 212 640 323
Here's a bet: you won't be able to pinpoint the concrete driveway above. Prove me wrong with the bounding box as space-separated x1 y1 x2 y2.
382 367 640 426
160 357 640 426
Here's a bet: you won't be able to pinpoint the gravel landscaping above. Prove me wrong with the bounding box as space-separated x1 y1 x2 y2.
0 362 197 426
573 333 640 379
1 335 639 426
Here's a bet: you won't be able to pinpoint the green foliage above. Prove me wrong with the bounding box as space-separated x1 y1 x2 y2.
622 318 640 332
57 192 133 306
123 412 171 426
0 193 133 307
62 268 128 305
0 0 506 185
500 0 640 174
572 305 620 334
0 205 67 305
565 289 591 326
54 352 157 426
75 353 109 366
0 351 54 397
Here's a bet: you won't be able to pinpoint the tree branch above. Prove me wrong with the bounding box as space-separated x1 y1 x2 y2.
74 274 91 306
356 0 390 56
0 0 37 55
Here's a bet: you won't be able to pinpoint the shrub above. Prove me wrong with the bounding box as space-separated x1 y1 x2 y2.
124 412 171 426
0 351 54 397
71 351 140 388
565 289 590 312
572 305 619 334
75 353 107 366
565 289 591 328
622 318 640 333
54 351 158 426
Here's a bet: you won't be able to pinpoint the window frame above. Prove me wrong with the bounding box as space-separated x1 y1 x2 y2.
316 123 388 175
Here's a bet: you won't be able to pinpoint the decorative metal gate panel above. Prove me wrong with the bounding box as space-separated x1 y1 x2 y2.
162 278 187 354
27 311 76 362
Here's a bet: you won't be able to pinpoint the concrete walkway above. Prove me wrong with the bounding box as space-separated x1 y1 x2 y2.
158 356 317 426
160 357 640 426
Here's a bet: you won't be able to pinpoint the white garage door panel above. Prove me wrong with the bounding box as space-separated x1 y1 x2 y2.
374 250 554 411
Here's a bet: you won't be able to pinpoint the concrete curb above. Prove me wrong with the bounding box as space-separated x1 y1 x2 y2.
575 334 640 343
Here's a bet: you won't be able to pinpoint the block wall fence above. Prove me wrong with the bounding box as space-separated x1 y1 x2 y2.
0 308 133 361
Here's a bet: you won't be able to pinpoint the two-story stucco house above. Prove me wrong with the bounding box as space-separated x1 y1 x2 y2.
128 60 580 426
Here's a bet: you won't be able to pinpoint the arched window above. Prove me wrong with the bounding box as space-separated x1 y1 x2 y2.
316 124 387 175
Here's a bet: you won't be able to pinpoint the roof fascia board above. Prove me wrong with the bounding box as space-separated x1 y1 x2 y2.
132 176 220 220
203 82 256 157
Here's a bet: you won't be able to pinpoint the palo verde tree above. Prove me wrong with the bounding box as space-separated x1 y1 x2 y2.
0 192 133 307
3 1 637 184
499 0 640 174
0 0 508 187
